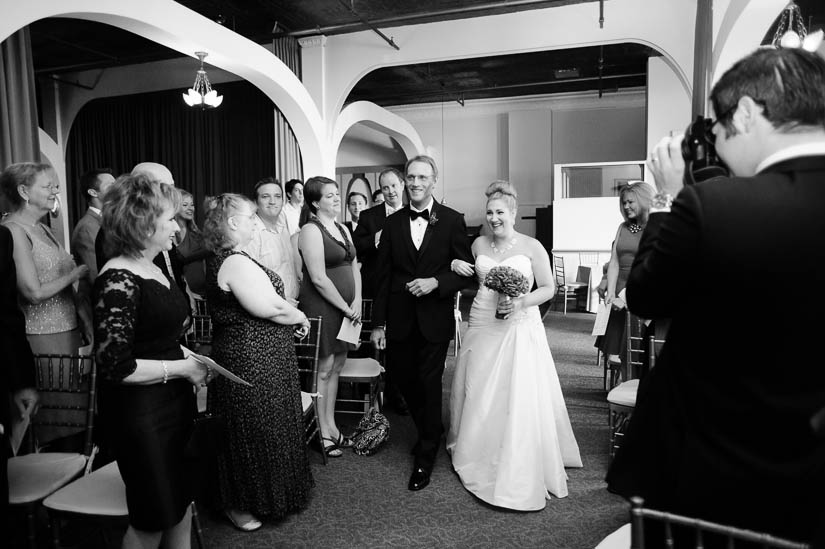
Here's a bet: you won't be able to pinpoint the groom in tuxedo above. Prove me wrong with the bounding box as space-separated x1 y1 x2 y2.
371 155 473 491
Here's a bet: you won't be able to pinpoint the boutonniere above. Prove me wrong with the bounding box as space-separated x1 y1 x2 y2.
428 211 439 226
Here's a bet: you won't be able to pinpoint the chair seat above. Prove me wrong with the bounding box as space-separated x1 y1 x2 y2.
564 282 588 290
341 357 383 380
43 461 127 516
8 452 87 505
607 379 639 407
301 391 313 413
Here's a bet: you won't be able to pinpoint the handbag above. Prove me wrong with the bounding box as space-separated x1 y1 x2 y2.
350 408 390 456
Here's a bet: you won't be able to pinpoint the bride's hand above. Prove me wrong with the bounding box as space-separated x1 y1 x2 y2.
503 297 525 319
451 259 474 277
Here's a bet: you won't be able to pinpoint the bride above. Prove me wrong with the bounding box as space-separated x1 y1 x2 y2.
446 180 582 511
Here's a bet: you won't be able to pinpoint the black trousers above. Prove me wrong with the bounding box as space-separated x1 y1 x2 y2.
387 321 449 472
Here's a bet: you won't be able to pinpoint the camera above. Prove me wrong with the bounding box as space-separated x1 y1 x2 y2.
680 115 728 185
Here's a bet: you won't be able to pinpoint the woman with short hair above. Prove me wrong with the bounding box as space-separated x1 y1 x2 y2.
94 173 209 549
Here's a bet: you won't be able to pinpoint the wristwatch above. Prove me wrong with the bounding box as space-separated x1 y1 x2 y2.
652 192 673 210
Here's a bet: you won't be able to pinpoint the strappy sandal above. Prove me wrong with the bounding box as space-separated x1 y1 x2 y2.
336 432 354 449
225 510 262 532
321 436 343 458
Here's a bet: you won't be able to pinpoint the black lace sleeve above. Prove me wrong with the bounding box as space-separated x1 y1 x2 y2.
93 269 141 383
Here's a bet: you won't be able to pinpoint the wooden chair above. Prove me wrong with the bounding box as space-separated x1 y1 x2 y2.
337 299 384 416
629 497 810 548
552 255 588 314
187 314 213 356
8 354 97 549
294 316 326 465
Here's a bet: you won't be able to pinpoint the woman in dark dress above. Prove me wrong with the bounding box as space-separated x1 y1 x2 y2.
94 174 209 549
596 181 655 381
298 176 362 458
202 193 312 531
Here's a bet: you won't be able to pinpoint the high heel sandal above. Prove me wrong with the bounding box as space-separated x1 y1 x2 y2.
225 510 262 532
336 432 354 449
321 436 343 458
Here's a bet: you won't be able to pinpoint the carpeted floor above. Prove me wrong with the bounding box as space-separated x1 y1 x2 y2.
194 307 628 549
12 307 629 548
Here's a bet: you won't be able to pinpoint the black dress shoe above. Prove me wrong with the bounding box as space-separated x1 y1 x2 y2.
408 467 431 491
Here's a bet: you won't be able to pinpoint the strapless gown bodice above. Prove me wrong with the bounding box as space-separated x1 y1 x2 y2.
447 253 582 511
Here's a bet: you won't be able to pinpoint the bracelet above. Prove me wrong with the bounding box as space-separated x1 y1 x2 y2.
161 360 169 384
652 192 673 210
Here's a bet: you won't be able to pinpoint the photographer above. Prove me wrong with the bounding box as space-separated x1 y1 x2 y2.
606 46 825 545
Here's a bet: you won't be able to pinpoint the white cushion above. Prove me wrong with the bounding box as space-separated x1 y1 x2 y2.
607 379 639 407
301 391 313 413
341 357 383 379
43 461 127 516
8 452 87 505
594 523 630 549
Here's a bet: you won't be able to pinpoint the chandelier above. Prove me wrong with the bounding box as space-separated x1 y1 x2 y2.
182 52 223 108
772 2 807 48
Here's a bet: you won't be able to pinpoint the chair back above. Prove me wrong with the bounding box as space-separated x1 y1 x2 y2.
553 254 566 287
187 314 213 353
347 299 382 363
29 354 97 455
575 265 591 285
294 317 323 393
629 497 810 549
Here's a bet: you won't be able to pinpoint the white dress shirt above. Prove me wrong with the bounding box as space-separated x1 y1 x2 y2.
409 198 434 250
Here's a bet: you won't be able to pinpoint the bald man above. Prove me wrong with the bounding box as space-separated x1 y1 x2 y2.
94 163 187 293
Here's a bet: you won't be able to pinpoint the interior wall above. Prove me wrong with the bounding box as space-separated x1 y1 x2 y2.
388 91 646 231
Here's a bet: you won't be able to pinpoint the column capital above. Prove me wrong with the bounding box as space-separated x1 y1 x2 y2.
298 35 326 49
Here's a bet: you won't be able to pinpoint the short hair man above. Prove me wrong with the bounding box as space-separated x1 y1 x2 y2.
243 177 300 302
606 47 825 545
282 178 304 236
344 191 368 233
371 188 385 205
370 156 473 491
71 169 114 282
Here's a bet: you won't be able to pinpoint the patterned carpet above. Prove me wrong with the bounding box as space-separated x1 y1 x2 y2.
195 308 628 549
11 307 629 548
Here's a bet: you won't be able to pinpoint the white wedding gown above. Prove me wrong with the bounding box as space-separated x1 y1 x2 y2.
447 254 583 511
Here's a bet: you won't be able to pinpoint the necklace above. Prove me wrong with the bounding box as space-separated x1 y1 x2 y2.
490 236 517 255
628 223 643 234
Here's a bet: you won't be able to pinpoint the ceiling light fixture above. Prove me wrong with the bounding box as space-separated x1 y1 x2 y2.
182 52 223 109
772 2 807 48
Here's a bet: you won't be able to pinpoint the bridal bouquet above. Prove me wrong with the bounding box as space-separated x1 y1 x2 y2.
483 266 530 319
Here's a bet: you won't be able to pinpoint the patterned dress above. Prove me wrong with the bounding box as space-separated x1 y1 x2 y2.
206 249 312 518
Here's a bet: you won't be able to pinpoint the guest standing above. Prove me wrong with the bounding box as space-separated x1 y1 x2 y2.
94 174 208 549
282 178 304 236
447 181 582 510
0 162 90 354
596 181 654 380
71 168 114 283
203 193 312 530
371 188 385 206
344 191 368 234
298 176 362 458
175 189 210 298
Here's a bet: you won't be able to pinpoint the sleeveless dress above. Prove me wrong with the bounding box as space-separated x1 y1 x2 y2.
94 268 195 531
206 249 312 519
2 220 78 353
597 223 643 355
298 218 356 357
447 254 583 511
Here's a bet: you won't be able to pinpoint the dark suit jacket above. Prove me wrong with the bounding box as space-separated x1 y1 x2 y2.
0 226 35 436
606 156 825 543
70 208 102 281
372 201 473 343
353 204 390 298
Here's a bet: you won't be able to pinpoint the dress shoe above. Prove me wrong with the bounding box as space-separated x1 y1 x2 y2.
408 467 431 491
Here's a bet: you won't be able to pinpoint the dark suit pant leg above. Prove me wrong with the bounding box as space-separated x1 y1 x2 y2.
387 325 449 472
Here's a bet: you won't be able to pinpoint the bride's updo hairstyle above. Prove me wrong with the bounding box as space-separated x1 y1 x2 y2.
485 180 518 212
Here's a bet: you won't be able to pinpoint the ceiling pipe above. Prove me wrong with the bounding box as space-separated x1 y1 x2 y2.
268 0 590 39
337 0 399 50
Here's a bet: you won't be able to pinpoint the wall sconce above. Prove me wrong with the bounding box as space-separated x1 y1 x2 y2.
182 51 223 108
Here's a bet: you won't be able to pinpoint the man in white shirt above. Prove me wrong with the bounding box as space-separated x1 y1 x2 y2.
282 178 304 236
243 177 300 303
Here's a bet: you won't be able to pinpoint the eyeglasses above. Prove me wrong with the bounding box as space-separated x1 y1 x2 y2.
706 99 768 143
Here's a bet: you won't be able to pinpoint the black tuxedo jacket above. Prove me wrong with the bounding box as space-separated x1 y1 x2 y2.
353 204 390 297
0 225 35 435
607 155 825 542
372 201 473 343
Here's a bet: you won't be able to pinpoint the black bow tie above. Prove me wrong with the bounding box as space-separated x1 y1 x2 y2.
410 209 430 221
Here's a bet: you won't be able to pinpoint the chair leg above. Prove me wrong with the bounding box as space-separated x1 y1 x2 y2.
563 288 568 315
191 502 204 549
27 505 37 549
49 511 62 549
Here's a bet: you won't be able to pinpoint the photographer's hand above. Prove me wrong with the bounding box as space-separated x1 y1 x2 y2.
649 132 686 197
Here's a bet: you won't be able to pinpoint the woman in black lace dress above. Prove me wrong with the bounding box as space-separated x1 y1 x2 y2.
297 176 362 458
202 193 312 531
94 174 209 549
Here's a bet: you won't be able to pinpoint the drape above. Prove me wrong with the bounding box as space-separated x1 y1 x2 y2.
0 27 40 213
271 37 303 184
65 80 278 227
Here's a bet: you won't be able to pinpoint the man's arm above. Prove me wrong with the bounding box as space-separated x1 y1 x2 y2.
626 185 702 319
435 212 475 298
71 221 99 281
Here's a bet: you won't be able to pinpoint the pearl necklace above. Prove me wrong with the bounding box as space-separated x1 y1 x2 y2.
490 236 517 255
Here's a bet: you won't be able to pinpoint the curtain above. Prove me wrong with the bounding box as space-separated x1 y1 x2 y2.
0 27 40 212
65 80 277 227
271 37 303 183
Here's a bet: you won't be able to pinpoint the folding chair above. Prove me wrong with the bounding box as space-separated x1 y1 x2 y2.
337 299 384 415
187 314 213 356
552 255 588 314
629 497 810 548
8 354 97 549
294 316 326 465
